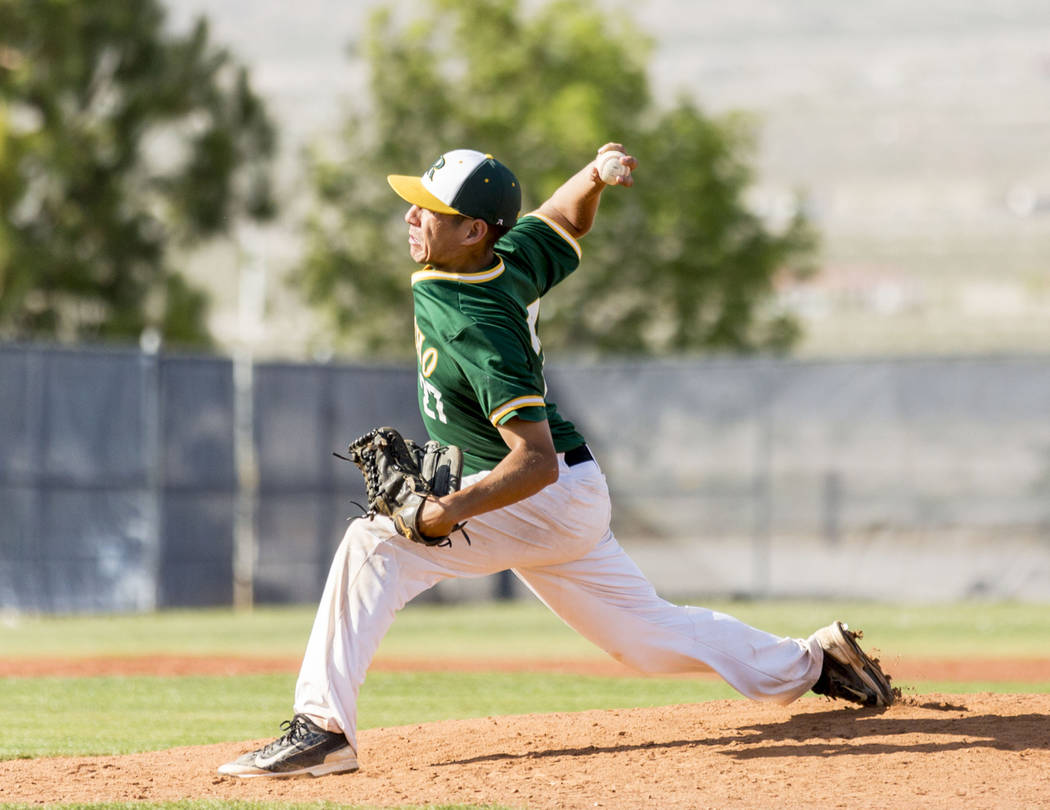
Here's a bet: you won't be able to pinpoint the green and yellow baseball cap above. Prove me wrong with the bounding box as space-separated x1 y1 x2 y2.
388 149 521 227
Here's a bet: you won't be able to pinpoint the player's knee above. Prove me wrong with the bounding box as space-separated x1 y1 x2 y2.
336 516 387 556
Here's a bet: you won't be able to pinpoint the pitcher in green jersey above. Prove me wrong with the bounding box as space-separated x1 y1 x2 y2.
218 144 895 780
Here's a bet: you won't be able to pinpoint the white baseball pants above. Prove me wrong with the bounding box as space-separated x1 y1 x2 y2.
294 453 824 750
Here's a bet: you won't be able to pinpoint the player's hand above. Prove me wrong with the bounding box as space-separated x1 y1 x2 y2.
593 142 637 187
417 495 458 539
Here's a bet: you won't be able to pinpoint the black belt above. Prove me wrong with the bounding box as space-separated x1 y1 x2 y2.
564 444 594 467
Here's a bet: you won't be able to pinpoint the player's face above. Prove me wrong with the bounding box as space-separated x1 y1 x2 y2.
404 204 474 269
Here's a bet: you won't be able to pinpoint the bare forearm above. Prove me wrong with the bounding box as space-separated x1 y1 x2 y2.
437 443 557 526
535 142 637 239
535 161 607 238
418 418 559 537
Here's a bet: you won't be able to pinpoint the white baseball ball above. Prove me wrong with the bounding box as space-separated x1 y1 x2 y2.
597 150 630 184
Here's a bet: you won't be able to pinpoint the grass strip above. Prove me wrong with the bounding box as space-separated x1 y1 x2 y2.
4 600 1050 660
0 670 738 759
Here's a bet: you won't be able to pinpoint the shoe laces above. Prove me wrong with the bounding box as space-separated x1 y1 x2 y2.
260 714 313 755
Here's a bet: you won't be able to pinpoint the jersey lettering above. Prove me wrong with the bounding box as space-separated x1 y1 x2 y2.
415 320 440 378
414 319 426 358
415 321 446 421
420 347 438 378
526 299 542 355
420 374 447 423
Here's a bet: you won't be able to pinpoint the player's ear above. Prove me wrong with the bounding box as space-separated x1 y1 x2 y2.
462 218 489 246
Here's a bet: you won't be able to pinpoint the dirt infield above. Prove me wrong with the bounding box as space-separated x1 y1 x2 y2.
3 658 1050 809
6 653 1050 681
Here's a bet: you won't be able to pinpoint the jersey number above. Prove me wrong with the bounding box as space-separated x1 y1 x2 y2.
420 374 447 424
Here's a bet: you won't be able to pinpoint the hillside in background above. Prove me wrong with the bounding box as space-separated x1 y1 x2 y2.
164 0 1050 359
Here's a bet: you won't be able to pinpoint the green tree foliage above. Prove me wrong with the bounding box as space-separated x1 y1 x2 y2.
299 0 817 359
0 0 276 347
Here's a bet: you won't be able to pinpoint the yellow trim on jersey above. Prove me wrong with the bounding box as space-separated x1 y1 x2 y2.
523 212 582 260
411 258 506 285
490 395 546 424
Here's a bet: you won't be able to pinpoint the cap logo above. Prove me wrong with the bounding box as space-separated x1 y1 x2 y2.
390 148 520 225
426 156 446 181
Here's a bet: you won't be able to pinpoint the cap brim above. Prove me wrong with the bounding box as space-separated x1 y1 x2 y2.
387 175 462 215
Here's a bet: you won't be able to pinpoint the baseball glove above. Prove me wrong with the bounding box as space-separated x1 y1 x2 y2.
337 426 465 547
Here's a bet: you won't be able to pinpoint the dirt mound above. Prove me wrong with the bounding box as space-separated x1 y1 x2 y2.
4 694 1048 809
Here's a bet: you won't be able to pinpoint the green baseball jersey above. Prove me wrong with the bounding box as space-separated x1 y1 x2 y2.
411 213 586 474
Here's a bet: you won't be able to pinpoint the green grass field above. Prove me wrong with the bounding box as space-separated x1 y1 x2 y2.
8 599 1050 660
3 599 1049 810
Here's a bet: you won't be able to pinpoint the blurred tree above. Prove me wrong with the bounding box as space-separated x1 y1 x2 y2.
0 0 276 347
299 0 816 359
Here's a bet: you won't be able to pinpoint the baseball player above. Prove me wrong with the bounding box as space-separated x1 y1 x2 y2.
219 144 894 778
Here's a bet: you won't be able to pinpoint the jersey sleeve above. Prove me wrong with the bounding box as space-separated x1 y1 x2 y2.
445 322 549 426
495 213 582 296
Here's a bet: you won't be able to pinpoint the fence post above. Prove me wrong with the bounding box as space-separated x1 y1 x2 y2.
752 362 773 598
232 228 267 611
140 340 162 612
232 350 257 610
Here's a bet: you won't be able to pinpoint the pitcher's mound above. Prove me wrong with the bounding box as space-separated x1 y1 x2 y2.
3 694 1048 809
